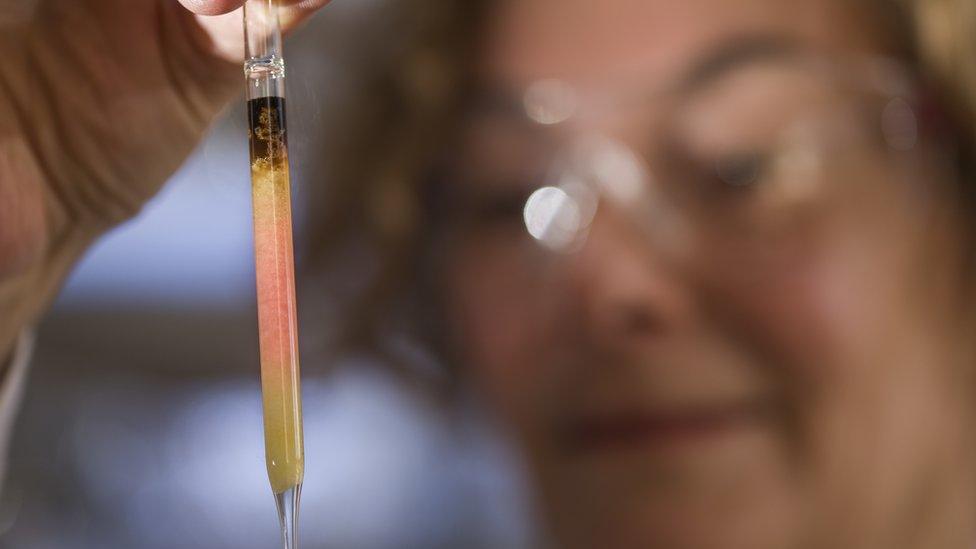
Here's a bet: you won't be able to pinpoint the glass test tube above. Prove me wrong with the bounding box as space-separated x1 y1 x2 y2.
243 1 304 546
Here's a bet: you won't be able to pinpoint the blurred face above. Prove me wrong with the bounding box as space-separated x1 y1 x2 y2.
439 1 976 548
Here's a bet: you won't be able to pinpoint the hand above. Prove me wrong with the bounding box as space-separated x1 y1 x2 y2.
0 0 331 356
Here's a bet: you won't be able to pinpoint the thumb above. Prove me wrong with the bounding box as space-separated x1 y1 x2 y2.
177 0 246 16
180 0 333 62
180 0 332 31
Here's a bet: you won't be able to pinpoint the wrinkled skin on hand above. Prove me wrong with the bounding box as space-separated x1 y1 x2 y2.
0 0 328 354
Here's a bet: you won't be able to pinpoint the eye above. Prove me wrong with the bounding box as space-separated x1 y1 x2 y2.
714 151 769 188
442 181 535 234
664 144 774 206
469 190 532 227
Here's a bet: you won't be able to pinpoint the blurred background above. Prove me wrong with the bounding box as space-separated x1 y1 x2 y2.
0 4 535 548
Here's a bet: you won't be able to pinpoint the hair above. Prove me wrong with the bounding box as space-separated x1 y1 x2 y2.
300 0 976 388
910 0 976 138
299 0 489 393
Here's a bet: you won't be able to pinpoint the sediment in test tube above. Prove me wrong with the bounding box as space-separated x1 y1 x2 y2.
248 96 305 494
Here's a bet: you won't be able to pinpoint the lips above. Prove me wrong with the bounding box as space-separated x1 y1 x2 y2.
564 400 768 455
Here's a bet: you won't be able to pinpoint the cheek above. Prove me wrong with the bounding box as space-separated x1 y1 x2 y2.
444 245 567 425
720 205 958 434
716 197 974 539
709 173 956 399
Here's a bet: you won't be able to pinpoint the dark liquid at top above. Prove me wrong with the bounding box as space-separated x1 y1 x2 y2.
247 96 288 168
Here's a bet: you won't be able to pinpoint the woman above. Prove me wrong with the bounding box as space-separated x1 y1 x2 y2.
2 1 976 548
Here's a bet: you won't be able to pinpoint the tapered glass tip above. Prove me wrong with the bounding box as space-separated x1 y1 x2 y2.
274 484 302 549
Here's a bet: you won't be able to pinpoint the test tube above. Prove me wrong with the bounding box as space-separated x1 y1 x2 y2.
243 1 304 547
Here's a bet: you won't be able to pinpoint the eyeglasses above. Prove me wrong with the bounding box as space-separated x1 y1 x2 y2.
432 53 949 278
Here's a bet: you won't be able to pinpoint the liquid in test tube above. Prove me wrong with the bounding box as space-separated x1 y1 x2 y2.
243 1 304 547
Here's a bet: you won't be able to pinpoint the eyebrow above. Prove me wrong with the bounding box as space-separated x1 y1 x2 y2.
467 34 805 122
675 34 802 95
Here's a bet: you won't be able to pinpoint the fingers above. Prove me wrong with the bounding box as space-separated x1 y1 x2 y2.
180 0 332 33
277 0 333 31
177 0 247 16
178 0 332 18
181 0 333 63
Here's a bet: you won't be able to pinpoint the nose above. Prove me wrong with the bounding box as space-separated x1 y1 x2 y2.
567 204 693 347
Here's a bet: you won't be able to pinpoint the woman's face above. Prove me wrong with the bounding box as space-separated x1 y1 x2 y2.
442 1 976 548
